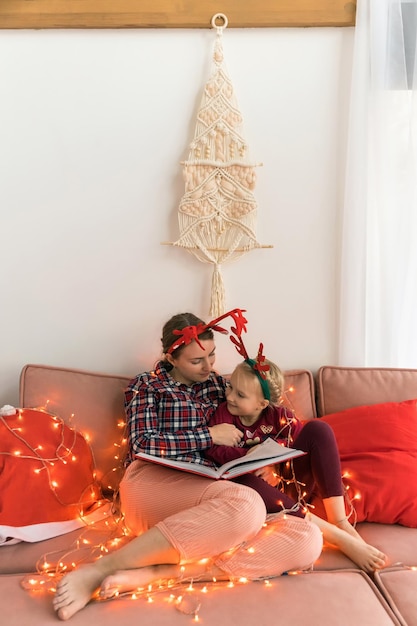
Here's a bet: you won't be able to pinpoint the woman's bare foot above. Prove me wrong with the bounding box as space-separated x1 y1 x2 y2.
100 567 159 599
53 564 105 620
100 562 225 600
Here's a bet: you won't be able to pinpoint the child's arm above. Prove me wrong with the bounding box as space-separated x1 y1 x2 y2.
204 402 246 466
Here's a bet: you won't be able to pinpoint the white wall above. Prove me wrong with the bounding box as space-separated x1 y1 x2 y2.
0 27 354 406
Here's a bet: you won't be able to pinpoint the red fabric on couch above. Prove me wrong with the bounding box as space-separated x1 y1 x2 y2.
0 407 101 529
319 399 417 527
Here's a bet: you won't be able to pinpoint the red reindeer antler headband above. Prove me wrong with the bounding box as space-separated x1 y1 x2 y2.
167 308 248 354
167 308 270 399
230 330 271 400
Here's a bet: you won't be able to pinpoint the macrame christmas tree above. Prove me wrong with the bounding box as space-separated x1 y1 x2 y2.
167 15 271 317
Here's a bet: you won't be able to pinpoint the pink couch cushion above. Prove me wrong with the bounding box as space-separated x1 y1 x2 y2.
320 399 417 527
19 365 131 491
316 366 417 416
282 369 316 420
0 569 402 625
374 567 417 626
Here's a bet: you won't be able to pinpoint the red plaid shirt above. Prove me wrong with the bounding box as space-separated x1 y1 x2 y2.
124 361 227 466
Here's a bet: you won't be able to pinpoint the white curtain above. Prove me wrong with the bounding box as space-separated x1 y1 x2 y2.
339 0 417 367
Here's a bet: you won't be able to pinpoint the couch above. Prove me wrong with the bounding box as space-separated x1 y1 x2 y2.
1 363 417 625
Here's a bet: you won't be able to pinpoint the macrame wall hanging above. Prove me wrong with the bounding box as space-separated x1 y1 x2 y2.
164 13 272 317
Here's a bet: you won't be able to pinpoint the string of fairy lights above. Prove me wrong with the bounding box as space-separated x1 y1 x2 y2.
0 407 102 511
1 384 358 621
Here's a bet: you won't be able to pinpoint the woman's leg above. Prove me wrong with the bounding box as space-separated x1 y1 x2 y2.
53 526 180 620
101 514 324 597
215 513 323 579
100 513 387 595
100 561 228 599
154 479 266 560
53 464 266 620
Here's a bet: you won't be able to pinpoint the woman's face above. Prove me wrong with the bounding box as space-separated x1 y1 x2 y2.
167 339 216 386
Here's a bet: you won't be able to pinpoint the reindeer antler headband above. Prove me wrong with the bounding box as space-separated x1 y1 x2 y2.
230 330 271 401
167 308 270 400
167 308 248 354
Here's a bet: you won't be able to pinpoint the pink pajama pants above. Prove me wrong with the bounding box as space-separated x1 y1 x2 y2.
119 460 323 579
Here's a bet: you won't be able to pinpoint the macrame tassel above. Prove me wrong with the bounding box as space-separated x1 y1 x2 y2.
209 263 226 317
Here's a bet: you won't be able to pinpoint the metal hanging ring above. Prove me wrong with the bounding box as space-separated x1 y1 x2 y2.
211 13 228 30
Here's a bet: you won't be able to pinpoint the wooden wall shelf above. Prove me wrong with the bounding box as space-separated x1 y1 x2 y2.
0 1 356 30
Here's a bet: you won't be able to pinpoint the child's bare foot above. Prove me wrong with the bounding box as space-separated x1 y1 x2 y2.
100 568 156 599
309 513 387 572
333 534 387 572
53 564 104 620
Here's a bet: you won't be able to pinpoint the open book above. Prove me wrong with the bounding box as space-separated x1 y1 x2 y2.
134 438 306 480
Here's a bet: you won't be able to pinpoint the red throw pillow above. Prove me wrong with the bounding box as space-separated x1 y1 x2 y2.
0 408 101 527
319 399 417 527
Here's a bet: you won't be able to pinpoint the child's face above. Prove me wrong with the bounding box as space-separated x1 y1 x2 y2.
167 339 216 386
225 367 268 422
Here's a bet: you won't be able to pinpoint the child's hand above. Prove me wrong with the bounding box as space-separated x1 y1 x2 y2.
254 465 280 487
209 423 243 446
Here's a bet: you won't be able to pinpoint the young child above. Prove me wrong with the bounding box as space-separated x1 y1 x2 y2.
205 357 306 516
205 343 387 570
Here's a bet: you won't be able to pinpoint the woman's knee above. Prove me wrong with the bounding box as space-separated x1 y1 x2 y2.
215 515 323 579
204 480 266 536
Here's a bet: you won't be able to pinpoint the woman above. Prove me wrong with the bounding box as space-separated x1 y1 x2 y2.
53 310 323 621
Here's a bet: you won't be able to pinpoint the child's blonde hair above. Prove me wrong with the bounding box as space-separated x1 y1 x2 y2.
235 359 284 405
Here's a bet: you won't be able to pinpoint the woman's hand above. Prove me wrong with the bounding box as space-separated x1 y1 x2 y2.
209 423 243 446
